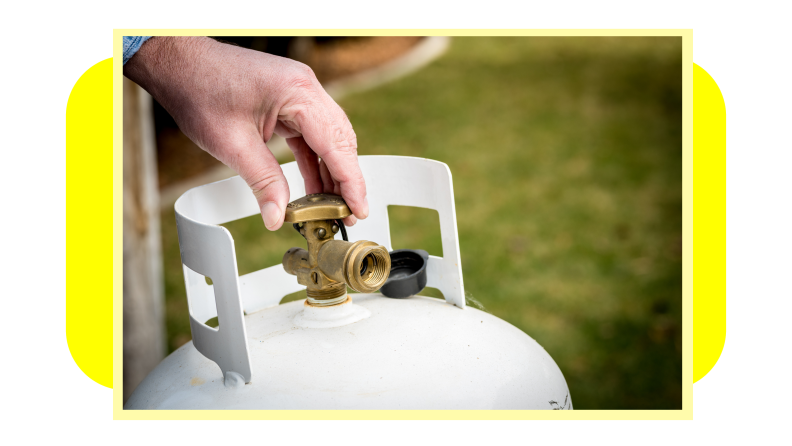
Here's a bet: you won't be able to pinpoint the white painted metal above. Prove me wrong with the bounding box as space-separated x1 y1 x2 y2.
125 294 572 410
172 156 466 384
292 297 372 329
345 157 465 308
131 155 574 409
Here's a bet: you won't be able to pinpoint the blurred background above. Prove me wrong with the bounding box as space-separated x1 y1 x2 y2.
123 36 681 408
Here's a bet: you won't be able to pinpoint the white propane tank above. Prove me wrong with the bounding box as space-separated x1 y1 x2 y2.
125 156 572 410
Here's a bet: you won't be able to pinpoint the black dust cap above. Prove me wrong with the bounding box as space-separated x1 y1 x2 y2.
380 249 429 298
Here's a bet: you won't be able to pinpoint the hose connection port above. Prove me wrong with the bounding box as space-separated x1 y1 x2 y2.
282 194 391 306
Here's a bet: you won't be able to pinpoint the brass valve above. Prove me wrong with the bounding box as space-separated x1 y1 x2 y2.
282 194 391 306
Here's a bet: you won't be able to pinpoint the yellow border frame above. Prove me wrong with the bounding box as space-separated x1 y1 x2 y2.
111 29 693 420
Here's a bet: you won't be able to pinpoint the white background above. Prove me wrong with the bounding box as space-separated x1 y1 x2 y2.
1 0 789 443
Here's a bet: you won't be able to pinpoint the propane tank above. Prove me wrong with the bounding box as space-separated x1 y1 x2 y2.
125 156 572 410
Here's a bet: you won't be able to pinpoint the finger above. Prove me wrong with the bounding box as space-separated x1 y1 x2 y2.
291 96 369 220
342 215 358 227
273 120 302 139
321 158 357 227
286 136 322 195
210 125 290 231
318 158 335 194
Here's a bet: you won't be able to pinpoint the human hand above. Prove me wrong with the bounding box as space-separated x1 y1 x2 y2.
123 36 368 230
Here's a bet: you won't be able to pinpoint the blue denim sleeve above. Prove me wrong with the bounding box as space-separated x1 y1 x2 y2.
123 36 152 65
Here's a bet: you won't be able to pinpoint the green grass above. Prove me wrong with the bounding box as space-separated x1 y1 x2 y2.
160 37 682 409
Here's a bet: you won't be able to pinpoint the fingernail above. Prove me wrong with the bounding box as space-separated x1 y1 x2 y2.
261 202 282 230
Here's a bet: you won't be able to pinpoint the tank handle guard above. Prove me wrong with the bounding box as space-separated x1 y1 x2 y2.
174 156 465 383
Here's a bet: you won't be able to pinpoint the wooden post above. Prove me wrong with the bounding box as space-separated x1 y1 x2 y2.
123 77 165 402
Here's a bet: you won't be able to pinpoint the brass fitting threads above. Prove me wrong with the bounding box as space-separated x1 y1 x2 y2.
318 240 391 293
281 193 391 306
349 243 391 292
306 282 347 306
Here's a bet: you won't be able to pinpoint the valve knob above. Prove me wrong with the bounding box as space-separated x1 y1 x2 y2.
284 193 352 223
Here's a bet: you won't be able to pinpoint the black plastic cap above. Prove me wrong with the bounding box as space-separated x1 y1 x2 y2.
380 249 429 298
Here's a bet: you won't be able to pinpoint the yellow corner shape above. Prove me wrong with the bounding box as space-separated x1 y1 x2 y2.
692 64 726 382
66 58 114 388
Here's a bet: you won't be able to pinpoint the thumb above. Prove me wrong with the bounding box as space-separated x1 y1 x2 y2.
209 128 291 231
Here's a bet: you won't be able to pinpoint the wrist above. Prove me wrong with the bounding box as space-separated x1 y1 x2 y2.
123 36 215 107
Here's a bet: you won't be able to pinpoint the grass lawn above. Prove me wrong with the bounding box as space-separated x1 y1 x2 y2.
160 36 682 409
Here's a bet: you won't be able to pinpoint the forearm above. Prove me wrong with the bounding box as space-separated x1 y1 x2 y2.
123 37 215 112
121 35 367 229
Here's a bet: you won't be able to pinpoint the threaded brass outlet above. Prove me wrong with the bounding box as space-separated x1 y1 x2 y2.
282 194 391 306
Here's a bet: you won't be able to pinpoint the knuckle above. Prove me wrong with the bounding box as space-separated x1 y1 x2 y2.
294 61 317 79
285 62 318 91
285 77 315 97
347 127 358 145
247 168 287 198
331 125 358 154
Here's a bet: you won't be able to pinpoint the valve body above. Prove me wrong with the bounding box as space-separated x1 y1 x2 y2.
282 194 391 306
